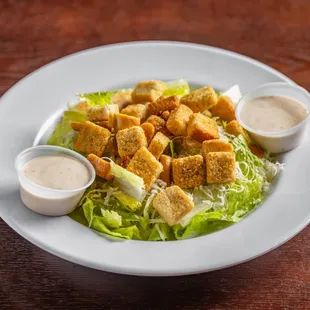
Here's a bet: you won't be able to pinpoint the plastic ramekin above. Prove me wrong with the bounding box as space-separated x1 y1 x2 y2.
235 82 310 153
15 145 95 216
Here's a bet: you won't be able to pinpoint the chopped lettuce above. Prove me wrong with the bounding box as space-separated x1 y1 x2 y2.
47 110 86 149
110 162 146 202
164 79 190 97
114 191 142 212
77 91 116 106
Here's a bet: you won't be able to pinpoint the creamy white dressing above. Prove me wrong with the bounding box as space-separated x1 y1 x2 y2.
22 155 90 190
240 95 308 132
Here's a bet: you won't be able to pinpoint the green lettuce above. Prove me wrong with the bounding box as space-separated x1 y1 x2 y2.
77 91 116 106
164 79 190 97
47 110 86 149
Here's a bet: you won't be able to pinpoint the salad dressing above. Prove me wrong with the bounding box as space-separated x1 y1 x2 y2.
22 155 90 190
240 95 308 132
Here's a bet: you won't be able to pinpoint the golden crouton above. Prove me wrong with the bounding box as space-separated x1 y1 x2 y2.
148 132 170 159
206 152 236 183
71 100 91 112
162 110 170 120
202 139 233 157
152 185 194 226
211 96 236 122
179 137 202 157
159 155 172 185
181 86 217 112
166 104 193 136
112 90 133 109
71 121 84 131
187 113 219 142
127 147 163 190
87 154 113 180
145 115 166 132
172 155 205 188
225 120 251 144
141 122 155 144
74 121 111 157
249 144 264 158
115 113 140 130
87 104 119 122
131 80 166 103
148 96 180 115
116 126 147 157
202 109 212 118
121 103 149 121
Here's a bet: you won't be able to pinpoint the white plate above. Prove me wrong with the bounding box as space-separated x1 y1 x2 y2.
0 41 309 276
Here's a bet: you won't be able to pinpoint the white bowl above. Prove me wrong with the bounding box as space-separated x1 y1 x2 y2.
235 82 310 153
15 145 95 216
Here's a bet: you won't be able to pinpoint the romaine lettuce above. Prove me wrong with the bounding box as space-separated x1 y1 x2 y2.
47 110 86 149
164 79 190 97
77 91 116 106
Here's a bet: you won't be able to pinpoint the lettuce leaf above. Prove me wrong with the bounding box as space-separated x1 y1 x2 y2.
47 110 86 149
110 162 146 201
164 79 190 97
77 91 116 106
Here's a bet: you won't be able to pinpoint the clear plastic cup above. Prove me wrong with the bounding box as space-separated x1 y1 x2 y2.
235 82 310 153
15 145 95 216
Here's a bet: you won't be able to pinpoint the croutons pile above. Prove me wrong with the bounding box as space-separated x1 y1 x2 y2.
71 80 262 226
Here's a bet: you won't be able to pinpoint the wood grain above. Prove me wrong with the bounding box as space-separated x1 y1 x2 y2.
0 0 309 309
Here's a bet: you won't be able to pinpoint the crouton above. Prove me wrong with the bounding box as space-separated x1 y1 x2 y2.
87 154 112 180
87 104 119 122
115 156 132 168
141 122 155 144
159 155 172 185
179 137 202 157
71 100 91 112
187 113 219 142
225 120 251 144
166 104 193 136
112 90 133 109
116 126 147 157
172 155 205 188
211 96 236 122
74 121 111 157
249 144 264 158
115 113 140 130
202 110 212 118
96 120 112 130
152 185 194 226
162 110 170 120
148 132 170 159
202 139 233 157
206 152 236 183
121 103 149 121
181 86 217 112
71 121 84 131
127 147 163 190
148 96 180 115
131 80 166 103
145 115 166 132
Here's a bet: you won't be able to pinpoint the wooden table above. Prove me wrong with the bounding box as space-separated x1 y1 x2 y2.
1 1 309 309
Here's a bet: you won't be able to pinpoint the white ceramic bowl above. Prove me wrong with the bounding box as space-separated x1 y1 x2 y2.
235 82 310 153
15 145 95 216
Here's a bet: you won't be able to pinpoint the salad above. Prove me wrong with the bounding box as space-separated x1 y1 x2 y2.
47 79 283 241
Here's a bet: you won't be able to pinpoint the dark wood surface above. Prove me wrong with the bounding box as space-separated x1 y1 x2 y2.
1 0 309 309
